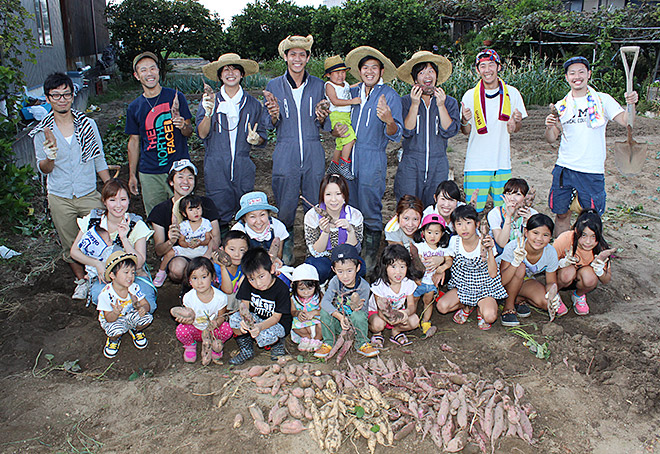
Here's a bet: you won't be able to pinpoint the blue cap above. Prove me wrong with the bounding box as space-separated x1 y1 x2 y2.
331 243 360 263
563 56 590 73
235 191 278 220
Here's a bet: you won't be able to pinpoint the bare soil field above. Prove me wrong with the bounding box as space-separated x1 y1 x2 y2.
1 77 659 453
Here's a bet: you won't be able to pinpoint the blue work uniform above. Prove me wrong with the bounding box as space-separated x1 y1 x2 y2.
394 94 460 207
264 72 328 229
196 91 267 226
347 83 403 230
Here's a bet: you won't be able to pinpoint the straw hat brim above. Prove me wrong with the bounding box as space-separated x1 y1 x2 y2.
104 251 138 282
397 51 452 86
278 35 314 59
345 46 397 84
202 54 259 82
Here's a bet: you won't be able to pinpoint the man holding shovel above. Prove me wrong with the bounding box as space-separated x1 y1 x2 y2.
545 56 638 235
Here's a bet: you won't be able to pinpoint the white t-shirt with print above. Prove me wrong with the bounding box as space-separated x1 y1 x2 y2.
413 241 451 285
173 218 213 258
461 85 527 172
368 278 417 311
97 282 144 322
556 92 624 174
183 287 228 331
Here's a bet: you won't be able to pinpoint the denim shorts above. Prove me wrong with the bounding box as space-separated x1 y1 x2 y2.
413 282 437 297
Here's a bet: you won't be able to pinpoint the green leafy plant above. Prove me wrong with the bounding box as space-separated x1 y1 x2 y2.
102 115 128 166
506 325 551 360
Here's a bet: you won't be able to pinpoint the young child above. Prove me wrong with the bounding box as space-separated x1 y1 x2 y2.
212 230 250 311
553 209 614 315
172 257 232 365
97 251 153 359
422 180 465 233
290 264 323 352
324 55 360 180
228 248 292 365
436 205 507 330
232 191 288 257
368 244 420 347
488 178 537 255
412 213 452 335
153 194 213 287
315 244 377 358
499 214 562 326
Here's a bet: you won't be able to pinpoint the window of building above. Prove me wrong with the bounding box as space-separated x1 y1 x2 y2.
34 0 52 46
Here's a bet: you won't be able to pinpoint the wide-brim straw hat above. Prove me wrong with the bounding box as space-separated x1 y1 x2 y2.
104 251 138 282
278 35 314 59
202 53 259 82
345 46 397 84
397 51 452 85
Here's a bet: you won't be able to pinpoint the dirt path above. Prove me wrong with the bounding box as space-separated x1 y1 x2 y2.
1 87 659 453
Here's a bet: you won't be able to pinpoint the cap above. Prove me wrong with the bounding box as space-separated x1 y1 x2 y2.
291 263 319 282
235 191 279 220
330 243 360 263
324 55 350 75
420 213 446 229
169 159 198 175
563 56 590 73
132 51 159 72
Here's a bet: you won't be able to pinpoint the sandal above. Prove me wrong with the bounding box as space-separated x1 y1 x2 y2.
389 333 412 346
370 334 384 349
477 314 492 331
453 306 474 324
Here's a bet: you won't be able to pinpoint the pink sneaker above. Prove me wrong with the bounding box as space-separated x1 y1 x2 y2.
556 300 569 317
183 344 197 363
153 270 167 288
571 292 589 315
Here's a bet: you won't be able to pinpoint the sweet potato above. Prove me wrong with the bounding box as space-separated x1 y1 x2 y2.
233 413 243 429
249 404 265 422
491 403 505 445
271 364 282 374
292 387 304 398
437 393 450 426
394 421 415 441
268 237 281 259
441 416 454 445
203 82 214 97
445 430 467 452
170 306 195 323
213 248 232 267
44 127 56 145
254 420 271 435
171 90 180 117
298 374 312 388
239 302 255 330
519 408 533 442
287 395 305 419
248 365 266 377
271 407 289 427
280 419 307 434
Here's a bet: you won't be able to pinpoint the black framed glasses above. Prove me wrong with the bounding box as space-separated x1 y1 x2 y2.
48 92 74 100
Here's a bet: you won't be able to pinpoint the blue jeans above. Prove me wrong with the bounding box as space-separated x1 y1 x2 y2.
305 255 366 284
90 275 158 314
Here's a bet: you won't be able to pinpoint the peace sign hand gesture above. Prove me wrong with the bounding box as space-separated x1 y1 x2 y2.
246 123 261 145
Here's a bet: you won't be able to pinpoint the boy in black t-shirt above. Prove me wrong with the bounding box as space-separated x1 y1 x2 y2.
228 248 292 365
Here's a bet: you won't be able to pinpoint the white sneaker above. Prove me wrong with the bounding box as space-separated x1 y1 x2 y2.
72 278 89 300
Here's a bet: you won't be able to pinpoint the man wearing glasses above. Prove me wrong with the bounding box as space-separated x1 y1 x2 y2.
30 72 110 301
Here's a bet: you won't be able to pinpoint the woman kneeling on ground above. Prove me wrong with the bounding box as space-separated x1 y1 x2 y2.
70 179 157 311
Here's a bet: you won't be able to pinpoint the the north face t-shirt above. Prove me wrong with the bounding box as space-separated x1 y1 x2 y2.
125 87 192 174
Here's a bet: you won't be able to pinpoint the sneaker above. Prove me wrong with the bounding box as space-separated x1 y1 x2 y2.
370 334 384 349
229 335 254 365
153 270 167 288
338 160 355 181
129 330 148 349
515 302 531 318
357 343 379 358
500 310 520 327
308 339 322 352
72 278 89 300
477 315 492 330
183 344 197 363
211 350 223 364
298 337 311 352
571 292 589 315
270 338 287 360
314 343 333 358
421 321 432 335
556 300 568 317
103 337 121 358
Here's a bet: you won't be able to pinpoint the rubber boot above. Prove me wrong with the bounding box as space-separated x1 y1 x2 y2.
362 228 382 278
282 228 294 265
229 334 254 365
270 337 287 360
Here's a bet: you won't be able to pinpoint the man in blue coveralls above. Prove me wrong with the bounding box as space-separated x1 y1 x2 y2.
338 46 403 273
262 35 330 264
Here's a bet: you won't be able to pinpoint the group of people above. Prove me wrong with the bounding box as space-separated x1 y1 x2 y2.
31 34 636 361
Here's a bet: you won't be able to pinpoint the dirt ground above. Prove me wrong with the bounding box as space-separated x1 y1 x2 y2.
1 70 660 453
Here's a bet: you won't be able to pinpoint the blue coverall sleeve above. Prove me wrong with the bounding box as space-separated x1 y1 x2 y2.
384 89 403 143
438 95 461 139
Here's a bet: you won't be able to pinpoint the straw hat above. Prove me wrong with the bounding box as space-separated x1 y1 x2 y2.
202 53 259 82
323 55 350 75
397 51 452 85
345 46 397 84
104 251 138 282
278 35 314 59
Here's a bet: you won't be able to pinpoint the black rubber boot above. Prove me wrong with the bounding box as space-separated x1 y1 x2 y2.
362 228 382 278
282 228 294 265
270 337 287 360
229 334 254 365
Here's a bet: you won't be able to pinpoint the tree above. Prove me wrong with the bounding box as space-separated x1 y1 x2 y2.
105 0 225 76
226 0 316 60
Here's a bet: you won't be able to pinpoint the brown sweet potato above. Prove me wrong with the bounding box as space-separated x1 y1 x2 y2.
249 404 265 423
233 413 243 429
254 420 271 435
203 82 214 97
248 365 266 378
170 306 195 323
171 90 180 117
213 248 233 267
280 419 306 434
287 395 305 419
44 127 56 145
268 237 281 258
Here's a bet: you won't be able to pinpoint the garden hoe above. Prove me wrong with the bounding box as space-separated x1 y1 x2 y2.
614 46 647 176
